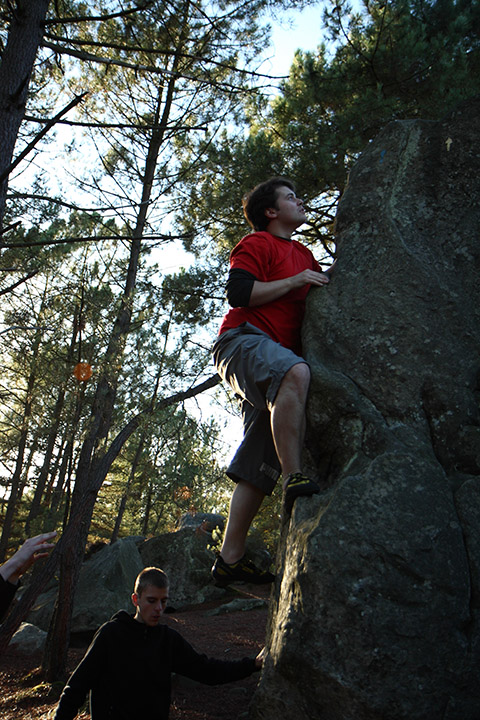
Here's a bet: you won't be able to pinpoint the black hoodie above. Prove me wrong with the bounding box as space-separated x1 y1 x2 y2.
54 610 257 720
0 575 18 621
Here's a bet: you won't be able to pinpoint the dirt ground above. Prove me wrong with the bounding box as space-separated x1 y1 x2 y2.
0 585 269 720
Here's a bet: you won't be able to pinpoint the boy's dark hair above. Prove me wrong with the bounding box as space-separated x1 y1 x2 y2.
134 567 169 595
242 177 296 231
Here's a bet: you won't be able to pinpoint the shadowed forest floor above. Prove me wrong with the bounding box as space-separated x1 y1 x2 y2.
0 585 269 719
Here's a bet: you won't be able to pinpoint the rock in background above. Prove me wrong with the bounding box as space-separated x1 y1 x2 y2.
251 98 480 719
10 622 47 654
139 527 222 608
26 516 246 633
176 511 225 534
28 537 144 632
140 520 273 609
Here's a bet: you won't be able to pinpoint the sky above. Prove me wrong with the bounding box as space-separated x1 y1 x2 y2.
260 0 363 79
259 3 328 79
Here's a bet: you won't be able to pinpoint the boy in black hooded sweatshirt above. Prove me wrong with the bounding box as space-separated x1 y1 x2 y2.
54 566 262 720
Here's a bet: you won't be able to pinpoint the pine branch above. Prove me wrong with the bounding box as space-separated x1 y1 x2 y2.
43 32 286 81
22 114 208 131
99 373 222 478
0 93 88 186
0 233 192 249
42 41 272 92
43 1 154 26
7 192 132 213
0 271 39 296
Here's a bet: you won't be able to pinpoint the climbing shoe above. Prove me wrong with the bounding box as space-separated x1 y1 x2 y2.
211 554 275 588
283 472 320 516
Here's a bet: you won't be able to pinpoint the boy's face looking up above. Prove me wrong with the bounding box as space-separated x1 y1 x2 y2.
265 184 306 232
132 584 168 626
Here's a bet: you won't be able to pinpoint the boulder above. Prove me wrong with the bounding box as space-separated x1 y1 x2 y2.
139 524 273 609
9 622 47 654
139 528 223 608
26 523 272 636
28 537 144 632
251 98 480 719
205 598 267 616
177 512 225 534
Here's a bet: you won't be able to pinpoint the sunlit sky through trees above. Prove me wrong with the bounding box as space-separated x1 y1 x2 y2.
159 1 339 275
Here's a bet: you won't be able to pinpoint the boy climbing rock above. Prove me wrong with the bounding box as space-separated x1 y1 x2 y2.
211 177 334 587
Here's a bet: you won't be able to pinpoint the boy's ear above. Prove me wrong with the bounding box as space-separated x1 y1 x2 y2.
265 207 277 219
131 592 139 608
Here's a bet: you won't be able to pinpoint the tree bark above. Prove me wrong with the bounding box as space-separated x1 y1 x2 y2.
0 0 50 225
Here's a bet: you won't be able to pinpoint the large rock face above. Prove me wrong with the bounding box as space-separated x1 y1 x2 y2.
251 98 480 719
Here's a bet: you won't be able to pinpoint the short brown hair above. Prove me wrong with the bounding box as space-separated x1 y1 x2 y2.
134 567 169 596
242 177 296 231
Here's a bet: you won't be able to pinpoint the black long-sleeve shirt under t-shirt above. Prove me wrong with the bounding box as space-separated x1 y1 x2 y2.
54 610 258 720
226 268 257 307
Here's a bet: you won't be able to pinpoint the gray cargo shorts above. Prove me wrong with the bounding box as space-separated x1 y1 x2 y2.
212 323 306 495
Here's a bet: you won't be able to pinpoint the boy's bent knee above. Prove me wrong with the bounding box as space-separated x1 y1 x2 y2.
277 362 311 399
285 362 310 386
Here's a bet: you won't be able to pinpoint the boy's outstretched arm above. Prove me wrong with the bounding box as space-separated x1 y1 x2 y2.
171 631 262 685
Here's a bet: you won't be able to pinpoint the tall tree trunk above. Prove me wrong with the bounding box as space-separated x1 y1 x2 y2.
110 312 172 544
41 44 186 676
47 436 73 518
0 293 46 561
46 383 89 523
25 386 67 534
0 0 50 225
0 374 35 560
141 476 154 536
26 307 80 534
110 436 144 544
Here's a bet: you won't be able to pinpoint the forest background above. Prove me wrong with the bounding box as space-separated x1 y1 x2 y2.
0 0 478 678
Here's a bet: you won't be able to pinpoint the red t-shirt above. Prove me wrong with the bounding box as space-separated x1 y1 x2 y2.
218 231 320 354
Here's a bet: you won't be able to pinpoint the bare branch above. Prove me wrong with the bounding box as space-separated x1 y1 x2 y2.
0 233 192 249
99 374 222 476
0 271 39 296
41 41 275 92
8 192 132 213
0 93 88 185
22 114 208 131
43 1 154 27
44 32 287 81
0 220 21 236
